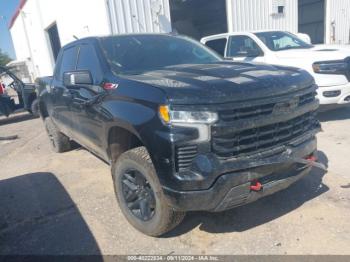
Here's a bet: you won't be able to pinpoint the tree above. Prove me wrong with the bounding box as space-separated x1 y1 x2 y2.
0 48 12 66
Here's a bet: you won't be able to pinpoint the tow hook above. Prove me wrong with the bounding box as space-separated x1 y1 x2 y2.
250 179 263 192
305 155 317 162
295 155 328 171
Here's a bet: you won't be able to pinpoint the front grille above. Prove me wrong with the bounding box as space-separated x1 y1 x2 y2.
212 111 319 158
219 90 317 122
299 92 317 106
175 145 198 172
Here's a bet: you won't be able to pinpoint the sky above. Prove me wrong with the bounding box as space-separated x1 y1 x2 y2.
0 0 20 59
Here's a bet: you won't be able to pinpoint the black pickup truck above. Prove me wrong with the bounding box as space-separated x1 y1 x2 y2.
37 34 321 236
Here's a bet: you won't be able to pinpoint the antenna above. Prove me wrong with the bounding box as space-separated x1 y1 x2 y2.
73 35 79 40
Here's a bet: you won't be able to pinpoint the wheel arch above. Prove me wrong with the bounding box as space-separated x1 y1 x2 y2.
107 125 145 163
38 100 49 119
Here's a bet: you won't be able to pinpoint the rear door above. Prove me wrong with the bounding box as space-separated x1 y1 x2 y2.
226 35 265 62
49 46 79 136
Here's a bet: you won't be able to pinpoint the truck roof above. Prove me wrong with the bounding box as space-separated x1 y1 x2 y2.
62 33 183 48
200 30 287 42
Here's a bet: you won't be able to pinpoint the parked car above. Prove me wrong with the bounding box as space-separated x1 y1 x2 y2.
0 66 39 117
201 30 350 108
37 34 321 236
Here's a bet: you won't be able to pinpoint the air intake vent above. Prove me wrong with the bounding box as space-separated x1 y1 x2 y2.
175 145 198 172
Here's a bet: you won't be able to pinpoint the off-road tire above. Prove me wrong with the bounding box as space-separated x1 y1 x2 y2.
30 99 40 118
112 146 185 237
44 117 72 153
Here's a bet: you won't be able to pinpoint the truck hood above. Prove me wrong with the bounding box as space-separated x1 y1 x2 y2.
275 46 350 62
124 62 314 105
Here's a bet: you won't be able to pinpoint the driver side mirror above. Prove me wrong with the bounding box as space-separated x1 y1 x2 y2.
63 71 93 87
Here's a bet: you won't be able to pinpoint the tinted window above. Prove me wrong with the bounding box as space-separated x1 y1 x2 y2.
254 31 313 51
58 46 78 79
47 23 61 61
99 35 221 75
77 44 102 83
205 38 227 56
227 36 263 57
53 53 63 80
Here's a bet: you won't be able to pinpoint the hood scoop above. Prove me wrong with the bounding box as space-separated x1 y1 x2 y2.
315 49 339 52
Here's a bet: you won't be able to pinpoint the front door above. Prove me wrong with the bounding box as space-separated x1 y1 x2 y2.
49 46 79 137
70 43 106 158
226 35 265 63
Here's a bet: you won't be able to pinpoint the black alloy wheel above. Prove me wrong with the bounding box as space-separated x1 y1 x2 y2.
112 146 185 236
121 169 156 221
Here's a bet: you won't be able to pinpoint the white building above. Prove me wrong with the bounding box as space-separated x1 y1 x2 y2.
10 0 111 80
10 0 350 80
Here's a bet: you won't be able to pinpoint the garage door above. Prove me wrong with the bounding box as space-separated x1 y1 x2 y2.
169 0 227 40
298 0 325 44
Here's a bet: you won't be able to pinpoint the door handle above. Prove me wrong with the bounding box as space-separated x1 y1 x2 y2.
72 97 87 103
62 89 73 98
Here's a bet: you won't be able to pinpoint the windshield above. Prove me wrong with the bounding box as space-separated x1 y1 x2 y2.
254 31 313 51
99 35 221 75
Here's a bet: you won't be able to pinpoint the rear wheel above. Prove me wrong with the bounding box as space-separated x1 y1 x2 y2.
30 99 40 118
44 118 72 153
112 147 185 237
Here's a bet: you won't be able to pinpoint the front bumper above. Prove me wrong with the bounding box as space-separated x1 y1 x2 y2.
317 83 350 105
163 137 318 212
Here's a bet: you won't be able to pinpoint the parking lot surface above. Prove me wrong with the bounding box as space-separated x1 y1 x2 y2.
1 109 350 255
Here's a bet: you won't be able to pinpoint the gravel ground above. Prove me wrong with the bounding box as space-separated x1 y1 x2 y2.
0 108 350 255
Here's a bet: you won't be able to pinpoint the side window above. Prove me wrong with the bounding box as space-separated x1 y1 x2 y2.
273 36 299 50
57 46 78 80
53 53 63 80
227 36 263 58
204 38 227 56
76 44 102 84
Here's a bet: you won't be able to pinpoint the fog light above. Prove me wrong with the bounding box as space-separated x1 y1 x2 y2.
323 90 341 97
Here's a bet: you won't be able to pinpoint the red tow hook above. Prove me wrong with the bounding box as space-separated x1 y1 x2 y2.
305 155 317 162
250 179 263 192
294 154 327 171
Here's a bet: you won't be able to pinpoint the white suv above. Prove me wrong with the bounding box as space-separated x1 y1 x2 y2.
201 31 350 107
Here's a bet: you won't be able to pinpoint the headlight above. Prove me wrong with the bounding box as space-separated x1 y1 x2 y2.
313 61 348 74
159 105 218 143
159 105 218 124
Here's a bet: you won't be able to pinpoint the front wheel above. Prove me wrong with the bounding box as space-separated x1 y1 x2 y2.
112 147 185 237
